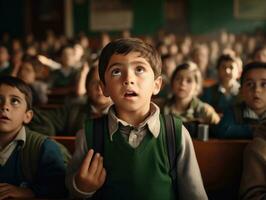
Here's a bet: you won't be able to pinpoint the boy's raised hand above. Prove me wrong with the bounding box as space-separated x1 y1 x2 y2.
0 183 34 200
75 149 106 193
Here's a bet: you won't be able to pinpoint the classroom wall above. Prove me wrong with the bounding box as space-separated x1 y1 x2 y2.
0 0 265 39
73 0 164 36
187 0 266 34
0 0 23 38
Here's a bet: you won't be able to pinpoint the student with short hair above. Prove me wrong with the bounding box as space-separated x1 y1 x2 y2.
66 38 207 200
200 54 241 113
214 62 266 139
0 76 68 199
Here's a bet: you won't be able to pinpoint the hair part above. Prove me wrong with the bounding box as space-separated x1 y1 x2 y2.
0 76 33 110
98 38 162 84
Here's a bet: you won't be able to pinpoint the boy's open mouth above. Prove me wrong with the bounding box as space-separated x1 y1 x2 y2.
124 91 137 97
0 115 9 120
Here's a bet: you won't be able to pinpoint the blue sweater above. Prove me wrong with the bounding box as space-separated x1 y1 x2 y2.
213 104 254 139
0 138 68 198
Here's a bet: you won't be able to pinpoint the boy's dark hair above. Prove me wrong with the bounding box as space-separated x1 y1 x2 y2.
240 61 266 85
216 54 236 69
0 76 32 110
98 38 162 84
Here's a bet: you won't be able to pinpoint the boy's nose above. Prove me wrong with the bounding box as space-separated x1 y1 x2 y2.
0 105 9 111
123 80 134 86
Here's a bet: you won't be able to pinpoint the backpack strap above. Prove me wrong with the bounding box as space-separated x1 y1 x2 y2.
85 115 107 155
93 115 107 154
21 129 47 182
162 114 182 195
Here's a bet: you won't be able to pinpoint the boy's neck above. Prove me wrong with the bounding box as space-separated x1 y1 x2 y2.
114 106 151 127
221 79 236 92
0 130 20 149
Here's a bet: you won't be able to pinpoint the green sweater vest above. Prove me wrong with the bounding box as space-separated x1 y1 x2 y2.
85 115 182 200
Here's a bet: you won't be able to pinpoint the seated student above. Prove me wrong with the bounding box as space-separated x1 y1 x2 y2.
48 45 81 97
66 38 207 200
0 76 68 199
28 66 113 136
17 56 49 106
239 125 266 200
200 54 241 113
214 62 266 139
0 45 13 77
162 61 220 136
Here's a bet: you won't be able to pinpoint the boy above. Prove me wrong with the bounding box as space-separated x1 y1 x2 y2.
214 62 266 138
66 38 207 199
200 54 240 113
0 76 68 199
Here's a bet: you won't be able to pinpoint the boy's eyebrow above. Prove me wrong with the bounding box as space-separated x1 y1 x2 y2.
108 60 148 71
10 94 25 101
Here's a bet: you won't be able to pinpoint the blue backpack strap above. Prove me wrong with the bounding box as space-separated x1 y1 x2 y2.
162 114 182 195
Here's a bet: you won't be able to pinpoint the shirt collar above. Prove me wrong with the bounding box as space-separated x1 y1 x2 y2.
243 107 266 120
218 81 240 95
108 102 161 141
0 126 26 165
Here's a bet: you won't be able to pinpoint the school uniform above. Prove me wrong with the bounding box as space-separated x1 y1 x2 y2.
66 103 207 200
0 126 68 198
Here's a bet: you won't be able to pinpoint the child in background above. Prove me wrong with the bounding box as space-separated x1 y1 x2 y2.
66 38 207 200
0 45 12 77
0 76 67 199
214 62 266 139
163 61 220 136
49 45 80 94
200 54 241 113
17 57 48 106
28 66 112 136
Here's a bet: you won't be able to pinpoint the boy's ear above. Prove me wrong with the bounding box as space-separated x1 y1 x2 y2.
23 110 33 124
100 81 110 97
153 76 163 95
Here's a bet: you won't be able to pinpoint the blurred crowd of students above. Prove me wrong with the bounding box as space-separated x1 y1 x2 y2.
1 29 265 138
0 29 266 199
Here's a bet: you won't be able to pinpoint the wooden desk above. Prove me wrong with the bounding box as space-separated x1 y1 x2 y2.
193 139 250 199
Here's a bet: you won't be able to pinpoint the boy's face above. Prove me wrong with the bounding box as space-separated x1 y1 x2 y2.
218 60 239 83
0 85 33 136
241 69 266 116
61 47 75 67
101 52 162 116
18 62 36 84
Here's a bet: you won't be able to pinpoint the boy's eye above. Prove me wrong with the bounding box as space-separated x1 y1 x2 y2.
111 68 121 76
10 98 20 105
135 66 145 74
261 81 266 88
244 81 254 89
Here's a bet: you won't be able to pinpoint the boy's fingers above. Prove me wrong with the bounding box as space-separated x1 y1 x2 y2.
79 149 94 176
94 156 104 178
88 153 100 175
99 168 107 184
